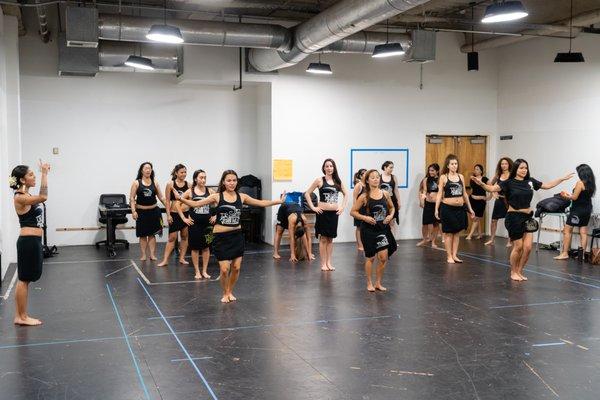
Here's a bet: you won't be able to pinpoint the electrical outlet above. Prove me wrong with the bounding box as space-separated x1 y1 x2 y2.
52 147 59 155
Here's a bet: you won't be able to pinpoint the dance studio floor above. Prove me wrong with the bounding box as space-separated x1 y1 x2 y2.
1 239 600 400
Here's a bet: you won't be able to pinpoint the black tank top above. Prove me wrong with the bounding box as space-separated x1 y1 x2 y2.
136 179 157 206
363 194 389 230
426 177 439 193
444 175 464 198
319 177 339 204
190 187 211 224
15 194 44 228
470 177 488 197
572 187 593 209
380 175 396 196
495 176 508 197
216 192 242 227
170 181 189 201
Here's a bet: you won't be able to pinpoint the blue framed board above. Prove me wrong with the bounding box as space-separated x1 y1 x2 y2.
350 148 409 189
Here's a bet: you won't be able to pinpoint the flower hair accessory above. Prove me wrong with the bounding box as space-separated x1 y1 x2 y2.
8 176 17 187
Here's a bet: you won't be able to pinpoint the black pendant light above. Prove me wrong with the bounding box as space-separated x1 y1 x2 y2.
555 0 584 63
307 53 333 75
146 0 184 44
125 54 155 70
482 1 528 23
372 19 405 58
467 3 478 71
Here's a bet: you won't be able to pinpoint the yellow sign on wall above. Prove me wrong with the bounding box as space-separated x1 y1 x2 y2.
273 159 293 181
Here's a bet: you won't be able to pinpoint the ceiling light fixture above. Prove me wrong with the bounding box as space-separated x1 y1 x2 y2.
125 55 155 70
146 0 184 44
372 19 405 58
468 2 478 71
481 1 528 23
306 53 333 75
555 0 584 63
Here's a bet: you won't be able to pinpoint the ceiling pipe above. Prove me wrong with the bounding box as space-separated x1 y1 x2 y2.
35 0 50 42
247 0 433 72
460 8 600 53
321 31 410 53
166 0 320 14
98 41 181 74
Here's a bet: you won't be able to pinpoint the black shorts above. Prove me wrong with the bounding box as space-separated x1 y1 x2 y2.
136 207 163 238
17 236 43 282
504 211 533 241
566 207 592 227
276 210 301 231
168 212 189 234
470 197 487 218
315 210 339 238
212 230 244 261
361 225 397 258
422 201 439 226
188 221 211 251
492 198 508 220
440 203 468 234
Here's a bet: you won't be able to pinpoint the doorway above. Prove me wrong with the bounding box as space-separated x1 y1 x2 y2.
425 135 488 234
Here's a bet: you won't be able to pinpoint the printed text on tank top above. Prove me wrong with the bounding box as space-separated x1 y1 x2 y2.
443 175 464 198
170 180 189 201
192 187 211 215
319 177 339 204
216 192 242 228
136 179 157 207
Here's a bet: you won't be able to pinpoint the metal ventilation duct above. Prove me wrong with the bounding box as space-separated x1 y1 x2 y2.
248 0 432 72
321 31 410 54
98 14 292 51
98 42 181 74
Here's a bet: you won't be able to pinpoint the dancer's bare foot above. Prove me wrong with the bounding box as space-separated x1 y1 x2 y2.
447 258 456 264
179 258 189 265
327 264 335 271
273 253 281 259
465 236 472 240
416 239 430 247
431 242 439 249
157 261 168 267
453 257 463 263
475 235 482 240
150 255 158 261
14 316 43 326
519 274 528 281
367 284 375 292
228 293 237 302
202 272 211 279
554 253 569 260
510 273 524 281
194 273 202 280
321 265 329 271
221 295 230 303
140 255 147 261
309 254 316 260
375 284 387 292
484 239 494 246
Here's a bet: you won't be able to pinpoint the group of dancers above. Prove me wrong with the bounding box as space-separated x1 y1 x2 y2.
8 155 596 323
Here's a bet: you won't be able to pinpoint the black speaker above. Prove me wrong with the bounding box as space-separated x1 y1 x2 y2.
468 51 479 71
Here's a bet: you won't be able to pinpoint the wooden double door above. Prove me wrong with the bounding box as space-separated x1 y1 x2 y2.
425 135 488 233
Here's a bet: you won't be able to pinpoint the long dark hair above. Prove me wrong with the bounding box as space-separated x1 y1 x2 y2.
427 163 440 177
191 169 206 191
441 154 459 175
171 164 186 181
353 168 366 185
136 162 155 181
10 165 29 190
218 170 238 193
577 163 596 197
509 158 530 180
322 158 342 190
495 157 513 179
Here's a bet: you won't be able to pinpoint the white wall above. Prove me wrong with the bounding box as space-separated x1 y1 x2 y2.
497 33 600 244
0 12 22 280
268 32 499 243
19 34 267 246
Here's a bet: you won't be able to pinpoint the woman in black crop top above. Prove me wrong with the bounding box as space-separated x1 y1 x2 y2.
381 161 401 228
130 162 167 262
351 170 397 292
158 164 192 267
179 169 217 279
555 164 596 261
435 155 475 264
466 164 489 241
176 169 285 304
418 163 440 248
475 159 573 281
305 159 349 272
10 161 50 326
